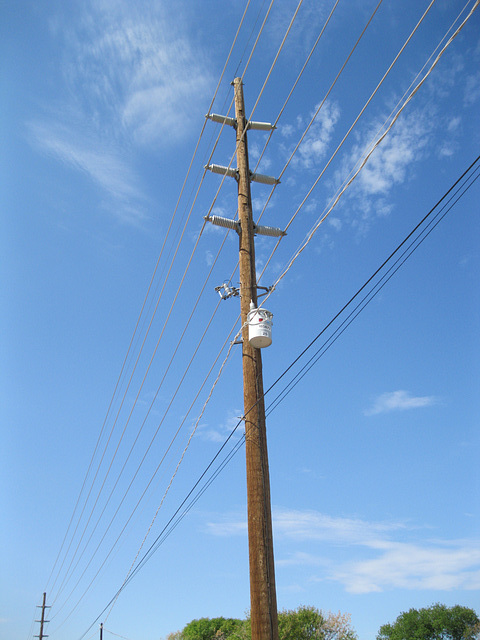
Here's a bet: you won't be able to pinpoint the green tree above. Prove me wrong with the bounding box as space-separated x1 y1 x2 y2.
278 605 325 640
231 605 356 640
377 604 479 640
169 606 357 640
181 617 244 640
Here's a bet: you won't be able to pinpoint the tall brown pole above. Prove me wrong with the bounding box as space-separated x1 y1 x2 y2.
234 77 279 640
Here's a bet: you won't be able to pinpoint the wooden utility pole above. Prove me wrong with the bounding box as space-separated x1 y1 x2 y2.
35 593 50 640
234 76 279 640
205 77 282 640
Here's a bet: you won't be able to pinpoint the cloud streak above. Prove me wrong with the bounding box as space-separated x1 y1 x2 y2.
332 540 480 594
28 121 146 223
284 101 341 170
63 0 213 146
364 390 438 416
205 507 480 594
30 1 214 223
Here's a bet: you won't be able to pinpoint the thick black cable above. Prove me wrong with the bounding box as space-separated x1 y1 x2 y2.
75 154 479 640
128 157 480 569
75 417 244 640
262 154 480 401
120 156 480 569
266 165 480 415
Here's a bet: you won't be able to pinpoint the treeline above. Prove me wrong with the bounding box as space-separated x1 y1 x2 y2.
166 603 479 640
166 606 356 640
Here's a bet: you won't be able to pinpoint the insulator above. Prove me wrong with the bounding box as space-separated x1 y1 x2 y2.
207 113 237 128
205 164 238 179
254 224 286 237
248 120 276 131
207 215 240 232
250 171 280 185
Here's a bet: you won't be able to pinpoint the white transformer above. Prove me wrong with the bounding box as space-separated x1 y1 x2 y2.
247 302 273 348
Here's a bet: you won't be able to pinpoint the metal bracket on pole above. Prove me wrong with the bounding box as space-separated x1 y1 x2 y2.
215 282 240 300
256 285 274 298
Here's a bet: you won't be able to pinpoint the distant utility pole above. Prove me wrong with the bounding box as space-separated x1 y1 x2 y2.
35 593 50 640
206 77 284 640
100 622 104 640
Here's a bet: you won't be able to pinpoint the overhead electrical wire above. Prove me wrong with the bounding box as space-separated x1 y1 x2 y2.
233 0 268 78
249 0 384 278
48 2 464 604
48 294 239 627
128 0 270 367
43 0 347 632
102 327 243 623
50 2 422 621
74 153 479 640
52 21 392 632
239 0 276 80
254 0 443 283
55 319 242 639
251 0 343 176
45 0 255 604
46 0 262 611
258 0 479 305
48 1 479 633
49 1 320 623
265 159 480 415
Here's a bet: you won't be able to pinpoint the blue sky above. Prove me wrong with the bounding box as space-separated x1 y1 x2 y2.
1 1 479 640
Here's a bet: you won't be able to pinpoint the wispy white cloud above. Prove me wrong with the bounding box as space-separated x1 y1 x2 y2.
464 71 480 106
61 0 213 146
197 409 243 444
28 121 146 224
30 1 213 223
272 508 403 548
364 390 438 416
205 507 403 548
276 551 328 568
323 49 471 233
330 108 432 230
292 102 341 169
204 506 480 594
331 540 480 594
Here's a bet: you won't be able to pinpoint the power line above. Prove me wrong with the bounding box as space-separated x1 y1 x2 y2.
46 0 256 607
50 1 324 619
254 0 467 286
48 2 479 629
262 0 479 302
251 0 384 237
74 153 479 640
265 162 480 415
